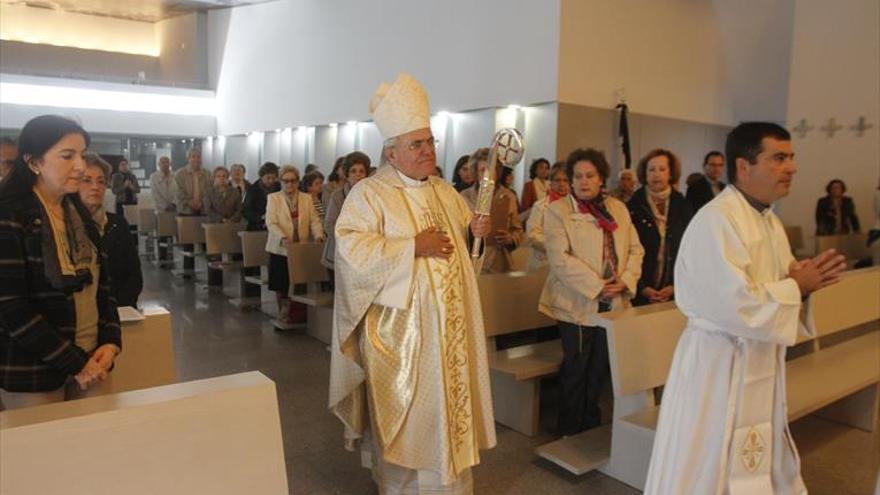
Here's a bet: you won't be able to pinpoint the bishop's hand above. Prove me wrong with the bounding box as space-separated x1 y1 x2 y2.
415 227 453 259
470 215 491 238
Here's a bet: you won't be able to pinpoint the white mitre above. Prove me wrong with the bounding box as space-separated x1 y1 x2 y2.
369 73 431 140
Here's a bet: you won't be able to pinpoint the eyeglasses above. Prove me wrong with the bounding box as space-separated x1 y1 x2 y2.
281 178 299 184
81 177 107 186
405 137 438 152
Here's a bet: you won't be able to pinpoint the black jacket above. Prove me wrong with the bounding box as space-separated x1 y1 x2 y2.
686 175 725 213
0 192 122 392
815 196 860 235
103 212 143 308
243 181 279 231
627 187 694 306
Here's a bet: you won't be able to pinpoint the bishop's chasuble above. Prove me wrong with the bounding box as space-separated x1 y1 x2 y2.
328 164 496 488
645 186 811 494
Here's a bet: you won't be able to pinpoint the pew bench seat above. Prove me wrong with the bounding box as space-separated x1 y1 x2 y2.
290 292 333 307
487 340 563 436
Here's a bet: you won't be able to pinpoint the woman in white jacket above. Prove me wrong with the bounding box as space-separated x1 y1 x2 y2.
539 148 644 436
265 165 324 326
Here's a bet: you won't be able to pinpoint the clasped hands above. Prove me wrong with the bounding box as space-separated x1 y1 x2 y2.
789 248 847 297
642 285 674 303
414 215 492 259
74 343 120 390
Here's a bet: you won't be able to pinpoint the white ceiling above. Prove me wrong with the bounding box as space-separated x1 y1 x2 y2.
0 0 276 22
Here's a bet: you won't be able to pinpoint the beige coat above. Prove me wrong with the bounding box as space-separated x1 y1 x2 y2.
460 185 524 273
265 191 324 256
538 195 644 325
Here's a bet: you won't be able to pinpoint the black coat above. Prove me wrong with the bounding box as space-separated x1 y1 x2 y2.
0 192 121 392
815 196 860 235
103 212 143 308
243 181 279 231
685 175 725 213
627 187 694 306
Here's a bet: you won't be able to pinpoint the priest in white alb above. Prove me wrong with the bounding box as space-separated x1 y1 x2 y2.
645 122 846 494
328 73 496 494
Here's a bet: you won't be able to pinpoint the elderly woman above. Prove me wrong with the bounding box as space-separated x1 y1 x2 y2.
609 168 636 203
243 161 279 231
300 171 326 221
461 147 524 273
526 161 570 271
0 115 121 410
520 157 551 213
205 166 243 223
79 152 143 308
322 151 369 272
539 148 643 435
265 165 324 326
815 179 861 235
627 149 694 306
229 163 250 201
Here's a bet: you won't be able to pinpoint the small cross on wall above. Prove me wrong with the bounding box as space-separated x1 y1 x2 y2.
820 118 843 138
849 116 874 137
792 119 813 138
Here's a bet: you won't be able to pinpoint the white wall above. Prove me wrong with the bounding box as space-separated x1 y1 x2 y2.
779 0 880 247
557 0 793 126
208 0 560 135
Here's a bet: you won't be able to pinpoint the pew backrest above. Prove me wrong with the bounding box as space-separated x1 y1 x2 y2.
239 231 269 268
286 242 329 285
175 216 208 244
479 266 555 338
156 211 177 237
810 266 880 339
204 223 246 256
816 233 870 262
123 204 139 227
137 208 157 234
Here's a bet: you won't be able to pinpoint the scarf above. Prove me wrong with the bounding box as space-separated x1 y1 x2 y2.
573 193 618 233
573 194 619 306
548 189 566 203
284 192 300 242
646 187 672 287
34 188 96 294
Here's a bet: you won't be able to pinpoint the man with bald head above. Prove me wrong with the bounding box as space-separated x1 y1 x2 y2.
150 156 176 212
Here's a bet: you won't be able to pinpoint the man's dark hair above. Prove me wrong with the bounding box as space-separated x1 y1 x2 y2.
343 151 371 176
703 150 723 165
258 161 279 177
564 148 610 185
724 122 790 184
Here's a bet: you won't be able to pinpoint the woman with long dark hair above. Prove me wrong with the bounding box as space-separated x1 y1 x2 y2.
0 115 121 410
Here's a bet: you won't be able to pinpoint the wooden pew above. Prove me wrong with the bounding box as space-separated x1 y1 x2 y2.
85 306 177 397
203 222 246 292
136 207 158 261
481 266 558 436
784 225 807 258
286 242 332 339
816 233 870 266
173 216 208 278
535 267 880 490
154 211 177 267
0 372 288 495
123 204 140 227
234 230 270 310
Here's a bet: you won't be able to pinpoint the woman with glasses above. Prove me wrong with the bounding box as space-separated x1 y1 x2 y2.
0 115 121 410
526 161 570 271
265 165 324 327
78 152 143 308
322 151 370 274
539 148 643 435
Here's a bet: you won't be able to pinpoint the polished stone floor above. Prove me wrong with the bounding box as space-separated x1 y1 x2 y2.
140 263 879 495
